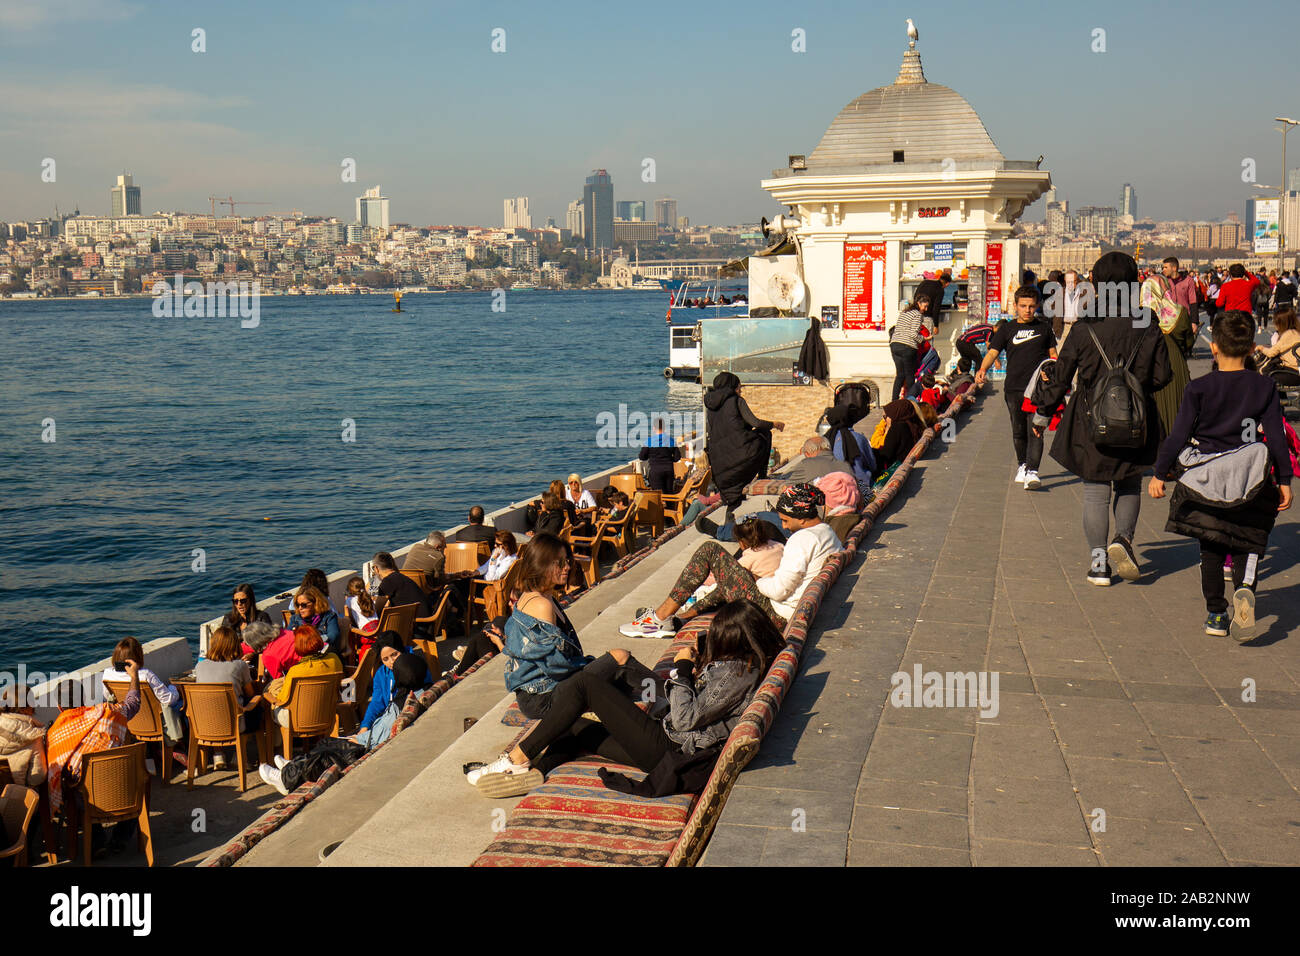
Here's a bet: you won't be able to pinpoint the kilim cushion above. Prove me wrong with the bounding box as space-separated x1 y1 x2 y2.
471 759 696 867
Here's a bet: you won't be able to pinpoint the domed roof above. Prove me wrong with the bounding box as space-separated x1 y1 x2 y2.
806 46 1004 170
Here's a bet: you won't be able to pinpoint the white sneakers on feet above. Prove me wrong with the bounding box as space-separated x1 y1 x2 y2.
259 763 289 796
1023 470 1041 490
466 753 543 797
1231 588 1257 642
1014 464 1027 484
273 755 288 770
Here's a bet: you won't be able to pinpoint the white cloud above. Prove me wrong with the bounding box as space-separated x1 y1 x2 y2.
0 0 141 31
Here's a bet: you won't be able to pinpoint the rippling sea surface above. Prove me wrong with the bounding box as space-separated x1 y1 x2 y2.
0 291 699 673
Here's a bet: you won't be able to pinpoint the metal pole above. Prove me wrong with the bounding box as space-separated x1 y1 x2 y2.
1281 126 1287 274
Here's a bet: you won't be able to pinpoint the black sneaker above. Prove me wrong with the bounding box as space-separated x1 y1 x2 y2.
1107 536 1140 581
1086 565 1113 587
694 515 719 538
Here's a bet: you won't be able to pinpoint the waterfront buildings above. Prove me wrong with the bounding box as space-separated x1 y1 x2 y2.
566 199 584 240
616 200 646 221
110 174 141 217
1073 205 1118 242
614 219 656 243
583 170 614 251
503 197 531 229
356 186 390 232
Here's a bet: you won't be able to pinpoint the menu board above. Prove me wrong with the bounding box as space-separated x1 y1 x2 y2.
966 266 985 321
843 241 886 330
985 242 1003 318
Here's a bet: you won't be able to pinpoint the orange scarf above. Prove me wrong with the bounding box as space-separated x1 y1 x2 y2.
46 703 130 814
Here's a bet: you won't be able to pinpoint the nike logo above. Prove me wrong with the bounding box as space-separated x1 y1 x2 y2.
1011 330 1040 345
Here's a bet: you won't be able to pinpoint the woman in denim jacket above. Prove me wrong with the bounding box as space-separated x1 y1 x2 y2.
469 599 784 798
503 534 595 719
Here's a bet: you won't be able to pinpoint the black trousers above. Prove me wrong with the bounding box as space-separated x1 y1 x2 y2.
454 629 498 676
955 338 983 371
1200 543 1260 614
1005 391 1043 470
890 342 919 404
647 466 675 494
518 653 672 775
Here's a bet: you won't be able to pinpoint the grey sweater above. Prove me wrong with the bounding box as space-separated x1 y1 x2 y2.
662 658 762 755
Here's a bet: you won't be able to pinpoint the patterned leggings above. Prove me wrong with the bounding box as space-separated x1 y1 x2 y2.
668 540 783 630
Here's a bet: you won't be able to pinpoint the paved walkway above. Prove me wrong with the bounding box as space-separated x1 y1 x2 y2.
703 361 1300 866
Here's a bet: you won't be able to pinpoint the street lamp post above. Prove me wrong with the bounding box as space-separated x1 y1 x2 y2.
1274 117 1299 273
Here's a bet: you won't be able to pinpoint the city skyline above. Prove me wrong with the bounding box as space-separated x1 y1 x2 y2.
1 0 1298 226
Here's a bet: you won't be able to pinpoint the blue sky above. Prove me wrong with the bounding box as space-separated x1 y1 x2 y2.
1 0 1297 226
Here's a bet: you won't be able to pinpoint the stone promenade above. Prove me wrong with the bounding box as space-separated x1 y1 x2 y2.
703 363 1300 866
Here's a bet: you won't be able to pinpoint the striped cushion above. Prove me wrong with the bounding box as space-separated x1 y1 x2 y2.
472 760 695 867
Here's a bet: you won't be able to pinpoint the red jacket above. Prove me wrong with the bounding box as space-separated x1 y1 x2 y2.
1215 275 1259 312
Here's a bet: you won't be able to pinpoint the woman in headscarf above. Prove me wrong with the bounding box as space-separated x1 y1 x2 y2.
871 399 927 472
824 404 876 499
1141 273 1193 437
703 372 784 523
354 648 430 749
46 661 142 815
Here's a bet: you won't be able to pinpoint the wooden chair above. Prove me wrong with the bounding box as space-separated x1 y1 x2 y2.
633 489 665 539
73 742 154 866
103 680 172 785
444 542 483 575
276 673 343 760
281 608 292 627
179 683 269 793
663 466 711 526
341 645 377 730
400 568 431 592
569 512 615 586
598 500 638 557
374 602 418 643
673 458 692 481
609 473 644 498
0 784 39 866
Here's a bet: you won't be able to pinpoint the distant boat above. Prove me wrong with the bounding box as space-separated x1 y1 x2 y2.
510 283 537 291
630 278 663 290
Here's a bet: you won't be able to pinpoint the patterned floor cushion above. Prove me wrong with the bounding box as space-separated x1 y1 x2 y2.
471 759 696 867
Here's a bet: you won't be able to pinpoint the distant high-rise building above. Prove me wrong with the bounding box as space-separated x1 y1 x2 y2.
1119 183 1137 218
503 196 531 229
614 220 656 243
654 198 677 230
1214 220 1245 249
583 170 613 251
1045 199 1069 240
356 186 390 231
616 200 646 221
110 173 141 217
1245 198 1256 231
1189 223 1213 250
545 216 557 229
1073 205 1117 242
566 199 584 239
1288 168 1300 194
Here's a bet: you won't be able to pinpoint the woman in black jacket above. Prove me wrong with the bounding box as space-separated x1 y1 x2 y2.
703 373 784 522
1033 252 1173 586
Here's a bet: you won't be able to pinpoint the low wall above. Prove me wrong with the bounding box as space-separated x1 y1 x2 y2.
738 382 836 464
25 635 194 725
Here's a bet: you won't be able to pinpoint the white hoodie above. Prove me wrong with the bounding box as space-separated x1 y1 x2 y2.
757 522 842 620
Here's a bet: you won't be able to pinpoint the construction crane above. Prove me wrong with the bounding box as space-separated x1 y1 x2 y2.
208 195 272 217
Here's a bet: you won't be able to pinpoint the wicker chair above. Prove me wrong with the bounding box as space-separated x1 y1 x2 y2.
608 473 644 498
179 683 268 793
74 742 154 866
663 466 711 526
374 602 418 643
0 784 39 866
102 680 172 784
568 512 615 587
276 673 343 760
633 489 665 539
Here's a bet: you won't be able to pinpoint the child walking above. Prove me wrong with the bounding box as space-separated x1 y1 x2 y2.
1150 312 1294 640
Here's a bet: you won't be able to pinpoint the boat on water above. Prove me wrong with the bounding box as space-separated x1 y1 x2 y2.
663 281 749 381
325 282 361 294
630 278 663 290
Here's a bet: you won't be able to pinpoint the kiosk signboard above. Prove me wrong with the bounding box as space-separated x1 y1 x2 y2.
985 242 1004 318
843 241 886 330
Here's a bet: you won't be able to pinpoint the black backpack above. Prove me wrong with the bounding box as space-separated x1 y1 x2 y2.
1083 325 1146 448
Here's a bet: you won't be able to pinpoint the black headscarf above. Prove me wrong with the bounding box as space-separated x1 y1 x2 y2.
371 630 405 662
711 371 740 393
390 652 428 710
882 399 924 446
824 405 864 470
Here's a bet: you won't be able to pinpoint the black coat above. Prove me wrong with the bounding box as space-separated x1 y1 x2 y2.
1036 317 1173 482
797 317 829 380
914 279 946 320
704 386 773 504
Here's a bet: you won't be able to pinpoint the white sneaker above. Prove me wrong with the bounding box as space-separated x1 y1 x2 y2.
466 753 529 787
1014 464 1027 484
1023 470 1041 490
619 610 675 638
259 763 289 796
273 755 288 770
213 752 227 770
1231 588 1257 642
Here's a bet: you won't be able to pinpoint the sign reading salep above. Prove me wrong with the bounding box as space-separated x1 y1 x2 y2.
843 241 886 330
985 242 1003 318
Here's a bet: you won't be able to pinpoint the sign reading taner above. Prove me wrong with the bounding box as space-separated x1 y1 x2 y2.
843 241 886 330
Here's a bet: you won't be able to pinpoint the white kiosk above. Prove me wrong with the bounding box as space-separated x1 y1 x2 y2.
740 26 1052 382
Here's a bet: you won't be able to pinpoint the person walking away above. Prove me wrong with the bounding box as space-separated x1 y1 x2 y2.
1141 271 1193 437
1149 312 1293 640
975 285 1057 489
1031 252 1172 586
703 372 784 525
639 418 682 494
889 293 935 402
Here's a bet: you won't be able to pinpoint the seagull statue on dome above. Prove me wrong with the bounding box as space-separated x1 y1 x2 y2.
906 18 918 48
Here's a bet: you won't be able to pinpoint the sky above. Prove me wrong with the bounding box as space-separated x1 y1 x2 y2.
1 0 1298 227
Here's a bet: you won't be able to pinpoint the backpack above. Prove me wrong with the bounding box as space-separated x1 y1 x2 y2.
1083 326 1147 448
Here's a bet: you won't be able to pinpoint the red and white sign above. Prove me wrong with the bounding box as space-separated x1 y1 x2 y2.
916 206 950 218
843 241 886 330
985 242 1003 317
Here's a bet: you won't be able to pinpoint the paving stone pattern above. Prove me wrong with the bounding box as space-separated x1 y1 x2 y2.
702 367 1300 867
